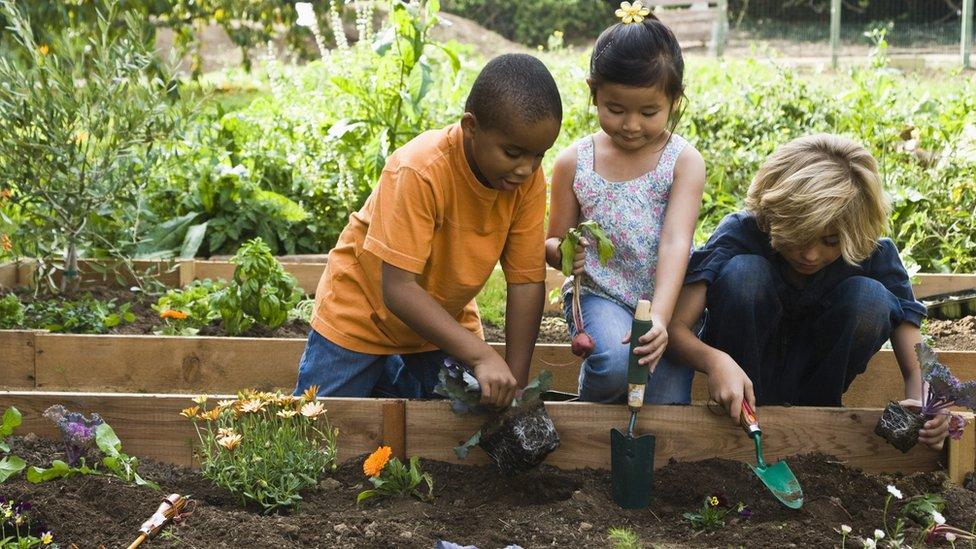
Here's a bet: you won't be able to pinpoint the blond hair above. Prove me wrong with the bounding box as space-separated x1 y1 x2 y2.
745 134 890 265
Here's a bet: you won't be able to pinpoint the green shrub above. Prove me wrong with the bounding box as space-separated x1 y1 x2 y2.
153 279 225 335
211 238 303 335
0 294 24 329
23 294 134 334
442 0 613 47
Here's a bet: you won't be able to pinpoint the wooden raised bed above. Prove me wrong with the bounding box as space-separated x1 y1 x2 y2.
4 331 974 410
1 391 972 483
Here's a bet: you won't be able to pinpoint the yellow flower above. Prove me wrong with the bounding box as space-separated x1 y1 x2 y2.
217 399 236 409
363 446 392 477
179 406 199 419
214 8 226 21
300 401 326 418
40 531 53 545
72 130 89 145
277 409 298 419
218 434 242 451
709 496 720 507
192 395 208 405
1 234 11 252
240 399 266 414
198 408 221 421
302 385 320 402
217 427 236 438
615 1 651 24
38 44 49 56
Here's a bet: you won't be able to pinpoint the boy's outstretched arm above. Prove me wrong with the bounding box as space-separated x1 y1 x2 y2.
891 321 949 449
667 282 755 422
504 281 545 387
382 262 517 408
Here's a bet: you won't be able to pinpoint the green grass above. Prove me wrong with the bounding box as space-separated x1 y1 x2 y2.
475 269 507 327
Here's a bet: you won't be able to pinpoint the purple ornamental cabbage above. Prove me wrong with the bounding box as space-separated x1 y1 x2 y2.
42 404 103 466
917 344 976 440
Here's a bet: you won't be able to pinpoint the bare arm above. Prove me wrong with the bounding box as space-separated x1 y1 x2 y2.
667 282 755 421
382 262 516 407
545 145 581 271
631 147 706 369
891 320 947 449
504 282 545 387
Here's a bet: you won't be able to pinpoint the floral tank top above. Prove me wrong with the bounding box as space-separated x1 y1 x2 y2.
562 133 687 309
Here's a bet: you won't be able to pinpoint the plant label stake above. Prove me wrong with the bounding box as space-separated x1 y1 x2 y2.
611 299 656 509
740 401 803 509
126 493 194 549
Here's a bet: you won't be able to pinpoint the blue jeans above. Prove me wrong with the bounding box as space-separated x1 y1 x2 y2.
293 330 447 398
564 291 694 404
702 254 902 406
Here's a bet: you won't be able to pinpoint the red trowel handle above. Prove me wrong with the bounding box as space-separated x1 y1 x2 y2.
740 400 761 437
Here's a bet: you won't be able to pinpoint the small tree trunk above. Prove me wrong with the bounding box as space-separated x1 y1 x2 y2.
61 237 80 296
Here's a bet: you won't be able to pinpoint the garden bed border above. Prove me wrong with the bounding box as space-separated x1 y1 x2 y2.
1 391 972 484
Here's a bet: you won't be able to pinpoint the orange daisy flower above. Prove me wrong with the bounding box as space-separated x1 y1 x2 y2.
179 406 199 419
302 385 319 402
218 434 242 451
159 309 188 320
198 408 221 421
363 446 392 477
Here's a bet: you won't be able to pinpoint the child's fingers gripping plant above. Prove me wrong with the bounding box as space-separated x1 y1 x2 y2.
356 446 434 505
185 389 338 514
210 238 304 335
559 221 615 358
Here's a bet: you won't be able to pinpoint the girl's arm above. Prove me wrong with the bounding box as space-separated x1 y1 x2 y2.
891 321 949 449
631 146 705 368
545 145 581 271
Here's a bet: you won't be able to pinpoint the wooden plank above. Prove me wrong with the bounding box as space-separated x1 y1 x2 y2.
948 414 976 484
0 391 395 467
916 273 976 298
0 261 18 288
382 400 407 461
33 334 305 393
405 401 953 476
650 0 720 7
0 330 37 389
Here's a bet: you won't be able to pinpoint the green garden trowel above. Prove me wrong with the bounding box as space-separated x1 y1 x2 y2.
611 300 656 509
740 400 804 509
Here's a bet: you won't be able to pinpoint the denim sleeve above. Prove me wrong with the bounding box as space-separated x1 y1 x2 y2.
867 239 927 327
685 212 761 286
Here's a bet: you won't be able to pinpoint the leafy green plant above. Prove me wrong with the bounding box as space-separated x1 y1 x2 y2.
0 0 181 295
607 527 641 549
27 406 156 489
152 279 225 335
211 238 303 335
0 295 24 329
23 295 134 334
356 446 434 505
559 221 615 358
185 390 338 513
0 407 26 483
683 494 750 532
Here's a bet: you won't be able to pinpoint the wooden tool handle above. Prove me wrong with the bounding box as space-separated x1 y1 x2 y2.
741 400 761 436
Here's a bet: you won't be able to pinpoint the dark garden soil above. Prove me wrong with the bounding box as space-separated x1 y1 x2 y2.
5 435 976 548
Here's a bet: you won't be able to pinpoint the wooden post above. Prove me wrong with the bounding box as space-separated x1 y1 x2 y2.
178 260 196 288
382 400 407 461
947 414 976 484
711 0 728 57
830 0 841 69
963 0 974 69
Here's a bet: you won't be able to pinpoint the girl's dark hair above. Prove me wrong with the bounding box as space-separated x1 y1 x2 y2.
589 16 686 132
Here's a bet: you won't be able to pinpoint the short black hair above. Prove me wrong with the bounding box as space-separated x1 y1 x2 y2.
590 18 685 105
464 53 562 130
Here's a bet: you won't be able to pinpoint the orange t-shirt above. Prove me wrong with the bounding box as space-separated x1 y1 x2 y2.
311 123 547 355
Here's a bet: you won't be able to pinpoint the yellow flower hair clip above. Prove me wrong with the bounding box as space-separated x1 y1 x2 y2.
615 1 651 24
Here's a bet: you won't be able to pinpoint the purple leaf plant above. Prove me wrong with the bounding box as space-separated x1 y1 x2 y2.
42 404 103 466
916 343 976 440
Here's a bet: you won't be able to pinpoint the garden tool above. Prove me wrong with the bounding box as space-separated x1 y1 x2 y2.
740 401 804 509
611 299 656 509
126 493 195 549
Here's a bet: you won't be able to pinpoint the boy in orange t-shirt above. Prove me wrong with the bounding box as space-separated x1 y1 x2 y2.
294 54 562 408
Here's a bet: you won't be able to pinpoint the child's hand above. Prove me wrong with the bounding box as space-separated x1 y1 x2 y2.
899 398 950 450
472 353 518 409
707 354 755 423
621 322 668 372
571 237 588 275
